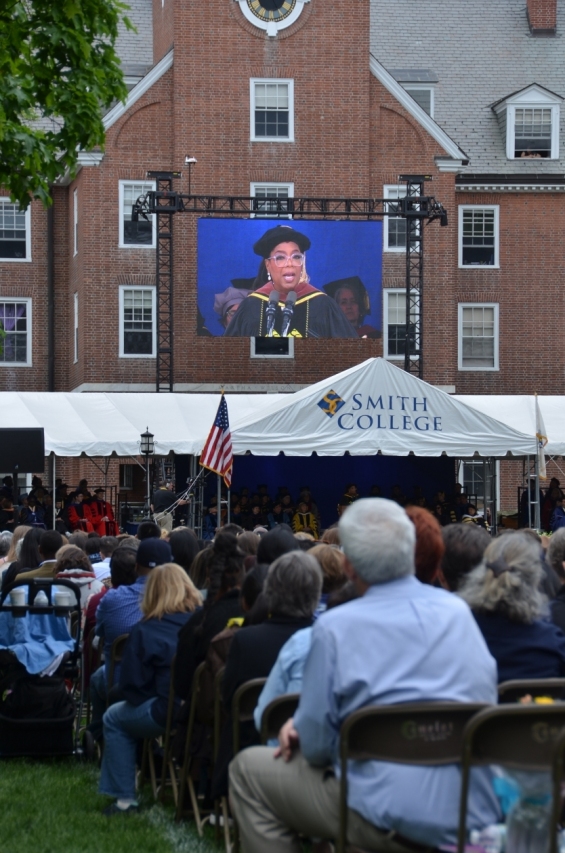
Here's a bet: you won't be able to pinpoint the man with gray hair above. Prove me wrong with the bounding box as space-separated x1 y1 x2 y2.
229 498 500 852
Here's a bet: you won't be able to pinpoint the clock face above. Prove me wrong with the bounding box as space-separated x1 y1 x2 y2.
247 0 297 22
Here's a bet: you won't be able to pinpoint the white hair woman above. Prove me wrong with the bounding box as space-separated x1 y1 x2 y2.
99 563 202 814
458 532 565 683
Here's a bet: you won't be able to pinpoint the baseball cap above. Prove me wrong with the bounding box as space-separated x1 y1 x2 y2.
137 538 172 569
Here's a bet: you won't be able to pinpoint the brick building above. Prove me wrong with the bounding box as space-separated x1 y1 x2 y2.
0 0 563 512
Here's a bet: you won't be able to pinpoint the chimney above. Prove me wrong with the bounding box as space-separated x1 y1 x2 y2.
527 0 557 34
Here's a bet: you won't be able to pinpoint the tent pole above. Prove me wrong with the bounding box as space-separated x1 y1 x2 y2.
491 458 497 536
52 452 56 530
534 455 541 531
526 455 532 528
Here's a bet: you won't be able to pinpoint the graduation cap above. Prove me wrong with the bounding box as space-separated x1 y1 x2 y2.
253 225 311 258
323 276 370 317
213 287 251 319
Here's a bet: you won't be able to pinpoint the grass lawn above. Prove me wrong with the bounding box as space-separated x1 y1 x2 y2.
0 759 222 853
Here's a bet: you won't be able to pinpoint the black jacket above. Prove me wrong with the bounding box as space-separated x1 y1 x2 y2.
551 585 565 636
119 610 193 726
212 614 313 800
174 589 244 700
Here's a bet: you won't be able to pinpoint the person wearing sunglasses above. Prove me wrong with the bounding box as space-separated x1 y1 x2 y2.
224 225 358 338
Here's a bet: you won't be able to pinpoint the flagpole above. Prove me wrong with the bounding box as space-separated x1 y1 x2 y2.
217 474 222 533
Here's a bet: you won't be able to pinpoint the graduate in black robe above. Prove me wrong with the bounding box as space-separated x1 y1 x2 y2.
224 225 357 339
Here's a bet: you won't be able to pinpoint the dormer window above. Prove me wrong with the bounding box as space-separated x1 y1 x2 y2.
492 84 562 160
389 69 438 118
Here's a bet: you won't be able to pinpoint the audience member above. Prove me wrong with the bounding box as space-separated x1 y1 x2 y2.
229 498 500 852
440 523 491 592
52 544 104 607
549 528 565 634
213 551 322 800
99 563 201 814
2 527 44 589
0 531 11 567
0 525 30 576
68 531 89 551
93 536 120 582
175 533 245 701
168 527 199 575
136 520 161 541
404 504 445 585
458 532 565 682
308 544 346 615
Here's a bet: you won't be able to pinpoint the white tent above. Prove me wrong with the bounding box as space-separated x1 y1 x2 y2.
230 358 538 458
0 391 285 457
454 395 565 458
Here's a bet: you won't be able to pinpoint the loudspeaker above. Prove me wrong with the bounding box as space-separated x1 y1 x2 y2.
0 429 45 473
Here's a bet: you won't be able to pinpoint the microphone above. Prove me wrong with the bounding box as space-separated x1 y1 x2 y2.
265 290 279 337
280 291 297 337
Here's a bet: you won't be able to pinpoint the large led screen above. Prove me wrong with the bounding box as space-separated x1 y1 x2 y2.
197 219 382 338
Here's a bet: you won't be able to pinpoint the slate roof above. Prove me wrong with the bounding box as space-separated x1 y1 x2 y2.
371 0 565 174
115 0 153 68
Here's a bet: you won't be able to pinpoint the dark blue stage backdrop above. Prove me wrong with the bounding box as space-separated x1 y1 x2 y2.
197 219 382 338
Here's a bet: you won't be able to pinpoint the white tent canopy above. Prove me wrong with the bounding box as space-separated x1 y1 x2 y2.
0 359 549 459
453 395 565 458
0 392 285 457
230 359 538 457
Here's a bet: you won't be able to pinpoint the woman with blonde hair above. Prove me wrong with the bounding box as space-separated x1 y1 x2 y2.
99 563 202 814
0 525 31 576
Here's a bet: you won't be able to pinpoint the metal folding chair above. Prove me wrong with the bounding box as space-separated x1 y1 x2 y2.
498 678 565 703
175 661 208 834
259 692 300 744
337 702 488 853
458 704 565 853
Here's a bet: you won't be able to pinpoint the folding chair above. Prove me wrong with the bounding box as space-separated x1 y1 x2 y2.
337 702 489 853
259 692 300 744
106 633 130 700
458 704 565 853
175 661 208 834
230 678 268 853
498 678 565 703
157 655 179 804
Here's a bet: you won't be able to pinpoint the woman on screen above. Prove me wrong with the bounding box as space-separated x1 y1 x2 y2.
224 225 357 338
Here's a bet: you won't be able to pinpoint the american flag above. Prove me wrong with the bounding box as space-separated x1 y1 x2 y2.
200 394 233 487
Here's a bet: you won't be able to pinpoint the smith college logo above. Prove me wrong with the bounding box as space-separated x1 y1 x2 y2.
318 390 346 418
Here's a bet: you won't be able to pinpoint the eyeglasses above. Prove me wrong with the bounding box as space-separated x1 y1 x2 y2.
267 252 305 267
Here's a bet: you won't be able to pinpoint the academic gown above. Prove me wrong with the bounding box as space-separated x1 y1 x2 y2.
224 283 358 338
67 501 95 533
88 499 117 536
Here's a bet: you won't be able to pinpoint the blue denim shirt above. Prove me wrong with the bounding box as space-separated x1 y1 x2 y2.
95 575 147 672
293 575 501 848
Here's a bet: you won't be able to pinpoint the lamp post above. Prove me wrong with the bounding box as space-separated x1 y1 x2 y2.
140 427 154 520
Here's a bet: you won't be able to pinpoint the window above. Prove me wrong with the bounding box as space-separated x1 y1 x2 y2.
492 85 561 160
250 80 294 142
403 85 434 117
0 298 32 365
0 200 31 261
250 337 294 358
458 460 500 511
383 290 418 360
119 464 134 489
119 286 156 357
458 206 499 268
119 181 156 248
73 189 78 256
73 293 79 363
458 303 499 371
384 186 407 251
250 182 294 217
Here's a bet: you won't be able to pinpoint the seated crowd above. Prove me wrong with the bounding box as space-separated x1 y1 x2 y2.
4 482 565 849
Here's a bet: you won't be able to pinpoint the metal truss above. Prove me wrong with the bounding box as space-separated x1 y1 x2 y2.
133 173 447 391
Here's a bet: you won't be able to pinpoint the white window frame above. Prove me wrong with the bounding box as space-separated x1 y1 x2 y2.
457 460 500 510
0 297 32 367
250 79 294 142
73 189 78 257
119 285 156 359
73 293 79 363
383 185 408 252
403 84 434 117
458 303 499 372
508 105 558 159
250 182 294 218
118 180 156 249
0 200 31 263
383 289 418 361
250 337 295 359
458 205 500 269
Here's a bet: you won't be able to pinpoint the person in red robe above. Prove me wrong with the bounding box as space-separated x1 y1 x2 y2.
88 488 118 536
67 492 95 533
